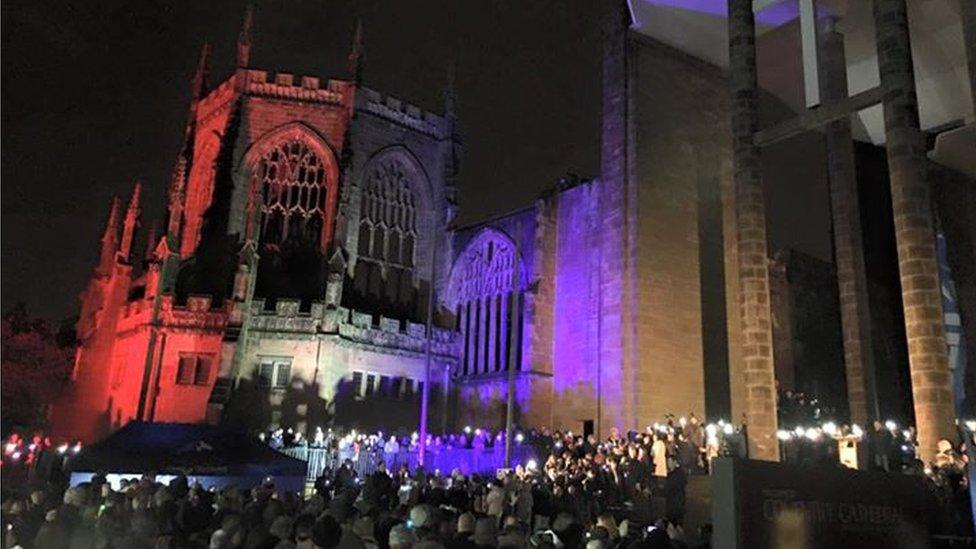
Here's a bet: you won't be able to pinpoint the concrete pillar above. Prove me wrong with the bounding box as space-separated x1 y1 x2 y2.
728 0 779 461
873 0 956 464
819 19 879 427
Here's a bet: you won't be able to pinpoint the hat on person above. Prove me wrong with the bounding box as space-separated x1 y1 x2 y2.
457 512 476 535
389 524 417 548
473 517 498 546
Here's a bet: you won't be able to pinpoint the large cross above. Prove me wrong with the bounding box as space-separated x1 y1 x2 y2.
753 0 822 107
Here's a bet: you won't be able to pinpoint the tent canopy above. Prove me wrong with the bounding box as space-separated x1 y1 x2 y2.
68 422 306 479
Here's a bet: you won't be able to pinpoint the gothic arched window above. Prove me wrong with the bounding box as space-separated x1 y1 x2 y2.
257 139 328 248
359 159 418 270
447 230 525 377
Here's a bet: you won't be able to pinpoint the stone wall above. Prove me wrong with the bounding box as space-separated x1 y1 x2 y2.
550 180 604 431
630 36 731 422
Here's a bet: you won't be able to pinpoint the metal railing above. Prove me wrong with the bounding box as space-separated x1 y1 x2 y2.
280 445 537 482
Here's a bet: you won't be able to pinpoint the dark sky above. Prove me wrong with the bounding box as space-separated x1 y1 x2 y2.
2 0 603 321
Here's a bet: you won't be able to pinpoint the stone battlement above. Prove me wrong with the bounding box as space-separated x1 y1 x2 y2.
357 88 444 137
195 69 350 122
117 293 230 333
247 299 457 345
244 70 347 104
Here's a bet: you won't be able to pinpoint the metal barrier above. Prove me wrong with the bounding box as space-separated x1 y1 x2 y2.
280 445 537 483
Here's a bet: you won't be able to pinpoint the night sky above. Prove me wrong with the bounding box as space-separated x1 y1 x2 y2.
2 0 603 322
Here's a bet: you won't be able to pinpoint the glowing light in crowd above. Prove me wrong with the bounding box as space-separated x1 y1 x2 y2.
885 420 897 432
526 459 538 471
851 424 864 438
57 444 69 455
794 426 805 437
805 428 820 441
965 420 976 432
463 426 472 434
822 422 837 436
515 433 525 443
722 424 733 435
777 430 792 441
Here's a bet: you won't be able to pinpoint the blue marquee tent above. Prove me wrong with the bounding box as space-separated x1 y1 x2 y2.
68 422 306 492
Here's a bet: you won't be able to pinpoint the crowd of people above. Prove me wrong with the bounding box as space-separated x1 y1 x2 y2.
263 415 747 473
3 406 974 548
0 415 743 549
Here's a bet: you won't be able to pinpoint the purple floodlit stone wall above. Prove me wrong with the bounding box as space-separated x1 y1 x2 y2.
453 373 547 430
550 181 607 431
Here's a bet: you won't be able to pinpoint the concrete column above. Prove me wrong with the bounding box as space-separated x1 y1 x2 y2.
874 0 956 464
819 19 878 427
728 0 779 461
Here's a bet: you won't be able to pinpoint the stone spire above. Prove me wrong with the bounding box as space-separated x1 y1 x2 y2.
98 197 121 273
444 61 457 124
441 60 460 219
348 19 364 83
119 182 142 261
237 4 254 69
166 42 210 245
167 156 187 240
143 220 158 263
190 41 211 109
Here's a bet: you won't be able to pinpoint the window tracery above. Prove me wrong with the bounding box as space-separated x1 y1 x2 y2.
359 159 417 269
256 139 328 247
448 230 524 377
